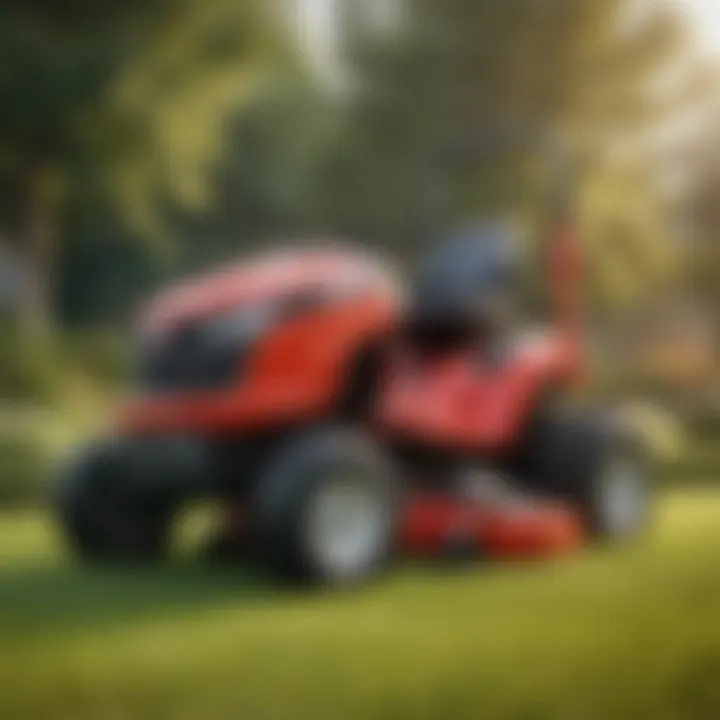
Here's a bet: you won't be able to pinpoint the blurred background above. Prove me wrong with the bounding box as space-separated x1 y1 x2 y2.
1 1 720 717
1 0 719 503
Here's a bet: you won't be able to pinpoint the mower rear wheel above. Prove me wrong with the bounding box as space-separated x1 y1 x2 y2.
254 426 400 586
54 443 172 563
519 411 653 542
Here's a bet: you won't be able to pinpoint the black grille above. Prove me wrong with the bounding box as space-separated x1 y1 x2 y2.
137 322 247 391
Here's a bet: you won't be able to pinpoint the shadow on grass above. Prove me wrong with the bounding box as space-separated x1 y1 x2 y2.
0 556 502 640
0 559 276 638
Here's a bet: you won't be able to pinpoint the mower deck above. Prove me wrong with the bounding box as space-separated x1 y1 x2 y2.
400 492 584 560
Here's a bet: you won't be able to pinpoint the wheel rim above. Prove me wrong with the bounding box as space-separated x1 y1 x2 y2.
597 454 647 537
303 471 389 581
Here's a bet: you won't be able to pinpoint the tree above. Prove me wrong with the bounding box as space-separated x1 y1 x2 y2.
681 110 720 393
0 0 285 329
320 0 689 313
171 77 340 273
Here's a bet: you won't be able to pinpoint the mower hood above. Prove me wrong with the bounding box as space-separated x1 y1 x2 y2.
142 246 396 334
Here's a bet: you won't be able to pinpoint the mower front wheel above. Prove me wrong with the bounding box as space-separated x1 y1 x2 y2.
54 442 172 563
254 426 400 586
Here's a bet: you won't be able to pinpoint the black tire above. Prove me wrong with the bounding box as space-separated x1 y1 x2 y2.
517 410 653 541
54 442 172 562
253 426 400 586
202 531 248 564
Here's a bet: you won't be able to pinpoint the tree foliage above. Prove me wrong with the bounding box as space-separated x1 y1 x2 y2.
320 0 688 315
0 0 700 328
0 0 287 326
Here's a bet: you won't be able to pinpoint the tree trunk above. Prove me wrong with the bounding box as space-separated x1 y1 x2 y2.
20 167 58 334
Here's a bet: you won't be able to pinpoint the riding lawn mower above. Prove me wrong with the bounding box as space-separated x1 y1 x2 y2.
54 131 653 586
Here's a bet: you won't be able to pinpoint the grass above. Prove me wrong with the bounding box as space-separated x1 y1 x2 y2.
1 491 720 719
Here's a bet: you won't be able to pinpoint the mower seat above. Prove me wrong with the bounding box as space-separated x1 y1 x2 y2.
409 223 518 352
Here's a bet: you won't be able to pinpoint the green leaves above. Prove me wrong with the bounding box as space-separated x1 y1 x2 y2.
0 0 289 241
328 0 689 314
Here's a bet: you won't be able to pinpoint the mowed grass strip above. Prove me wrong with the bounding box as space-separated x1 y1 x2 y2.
1 490 720 719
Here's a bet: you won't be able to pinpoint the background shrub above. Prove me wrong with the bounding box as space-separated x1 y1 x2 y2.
0 408 56 508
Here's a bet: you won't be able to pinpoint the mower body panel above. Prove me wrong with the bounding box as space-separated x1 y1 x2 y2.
120 248 400 435
376 330 580 452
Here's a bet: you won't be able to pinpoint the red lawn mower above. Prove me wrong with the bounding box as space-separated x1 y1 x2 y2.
54 131 653 586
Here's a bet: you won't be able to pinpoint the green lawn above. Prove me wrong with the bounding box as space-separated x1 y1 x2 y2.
1 491 720 719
